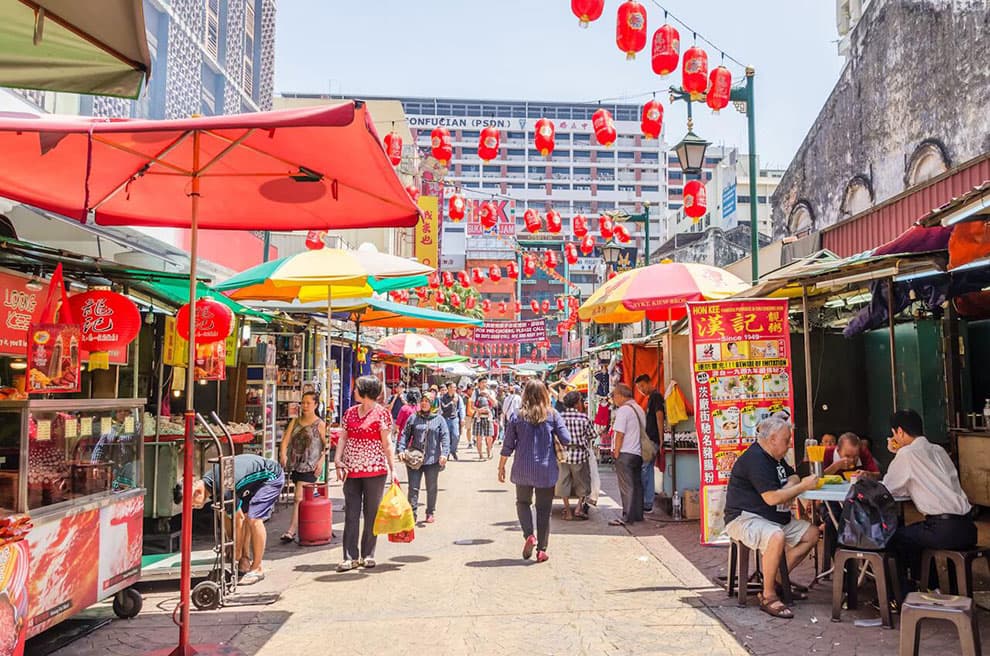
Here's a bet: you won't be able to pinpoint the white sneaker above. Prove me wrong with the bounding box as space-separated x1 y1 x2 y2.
362 558 377 569
336 560 356 572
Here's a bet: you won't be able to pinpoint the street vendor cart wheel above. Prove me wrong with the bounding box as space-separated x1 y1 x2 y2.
112 587 143 619
191 580 222 610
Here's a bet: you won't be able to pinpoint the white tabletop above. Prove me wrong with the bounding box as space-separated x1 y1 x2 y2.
799 482 910 503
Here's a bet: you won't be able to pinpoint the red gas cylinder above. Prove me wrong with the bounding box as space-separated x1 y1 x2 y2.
298 482 333 546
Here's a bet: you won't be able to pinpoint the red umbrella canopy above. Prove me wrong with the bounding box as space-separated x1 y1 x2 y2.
0 101 419 230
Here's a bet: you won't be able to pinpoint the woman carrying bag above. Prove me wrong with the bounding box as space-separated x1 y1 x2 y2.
397 390 449 523
498 379 571 563
279 391 327 543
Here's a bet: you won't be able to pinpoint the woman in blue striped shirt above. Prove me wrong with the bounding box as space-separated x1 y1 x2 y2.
498 379 571 563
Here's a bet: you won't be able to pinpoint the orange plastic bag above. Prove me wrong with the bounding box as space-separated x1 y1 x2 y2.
372 480 415 536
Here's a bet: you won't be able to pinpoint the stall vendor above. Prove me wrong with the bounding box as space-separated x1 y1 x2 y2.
822 432 879 478
187 453 285 586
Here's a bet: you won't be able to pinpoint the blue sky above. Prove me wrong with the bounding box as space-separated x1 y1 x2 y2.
274 1 844 168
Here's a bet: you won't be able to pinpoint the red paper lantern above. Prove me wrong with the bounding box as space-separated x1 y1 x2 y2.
304 230 325 250
580 234 596 255
541 299 551 314
592 108 617 147
522 255 536 277
514 301 522 314
465 295 477 310
479 201 497 229
641 99 664 140
524 208 542 234
405 185 420 202
478 126 500 162
471 268 485 285
457 270 470 287
383 131 402 166
448 194 466 221
684 179 708 219
530 299 540 314
613 223 631 243
176 297 234 344
434 291 446 304
616 1 648 60
488 265 502 282
564 242 579 265
706 66 733 112
569 297 580 310
572 214 589 238
545 210 562 233
481 299 492 313
556 298 565 311
543 250 558 270
497 301 507 314
682 46 709 100
68 290 141 353
599 215 615 240
428 272 440 289
416 287 428 300
443 271 456 289
506 261 519 279
651 24 680 75
534 118 555 158
571 0 604 27
430 126 453 165
449 294 461 309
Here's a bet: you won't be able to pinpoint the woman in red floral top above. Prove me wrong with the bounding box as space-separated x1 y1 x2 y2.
334 375 395 572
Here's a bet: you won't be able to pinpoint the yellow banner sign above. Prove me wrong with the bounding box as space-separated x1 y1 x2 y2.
415 195 439 268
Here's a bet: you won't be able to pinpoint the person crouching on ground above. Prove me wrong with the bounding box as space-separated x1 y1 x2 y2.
278 391 328 543
498 379 571 562
188 453 285 585
557 391 595 520
723 416 820 619
398 390 450 523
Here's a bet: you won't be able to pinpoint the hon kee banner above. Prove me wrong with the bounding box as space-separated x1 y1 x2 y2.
687 299 794 545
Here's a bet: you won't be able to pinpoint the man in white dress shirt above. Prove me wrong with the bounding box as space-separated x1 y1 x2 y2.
883 409 976 595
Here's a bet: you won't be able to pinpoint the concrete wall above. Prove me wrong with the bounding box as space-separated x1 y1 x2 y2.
772 0 990 239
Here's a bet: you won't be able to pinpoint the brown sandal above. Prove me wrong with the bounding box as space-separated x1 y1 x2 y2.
758 594 794 619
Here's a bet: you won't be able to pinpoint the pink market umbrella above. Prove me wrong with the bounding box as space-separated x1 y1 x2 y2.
0 101 419 656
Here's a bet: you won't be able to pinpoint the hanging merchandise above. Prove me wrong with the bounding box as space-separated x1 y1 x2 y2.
599 215 615 240
682 46 709 100
641 99 664 139
448 194 466 221
564 242 579 265
427 272 440 289
543 250 559 270
651 23 680 75
457 270 471 287
522 254 536 277
571 0 604 27
505 261 519 279
707 65 733 112
613 223 631 243
684 179 708 219
449 294 461 309
176 297 234 344
488 265 502 282
431 126 453 165
405 185 420 202
530 299 541 314
383 131 403 166
304 230 326 250
534 117 555 158
592 108 617 146
541 299 551 314
580 234 596 255
545 209 562 233
27 264 81 393
572 213 589 238
442 271 455 288
524 208 542 234
478 126 500 162
481 299 491 313
616 1 648 60
471 268 485 285
479 201 497 229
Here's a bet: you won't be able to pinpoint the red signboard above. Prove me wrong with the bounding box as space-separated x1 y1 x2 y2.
453 319 547 344
688 299 795 545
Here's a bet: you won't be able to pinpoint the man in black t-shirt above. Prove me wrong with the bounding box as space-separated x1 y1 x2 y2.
634 374 665 512
723 416 819 619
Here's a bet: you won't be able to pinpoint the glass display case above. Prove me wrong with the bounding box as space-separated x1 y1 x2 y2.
0 398 144 516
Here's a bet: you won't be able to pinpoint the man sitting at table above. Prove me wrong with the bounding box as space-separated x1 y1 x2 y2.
724 416 820 619
823 432 879 478
883 409 976 595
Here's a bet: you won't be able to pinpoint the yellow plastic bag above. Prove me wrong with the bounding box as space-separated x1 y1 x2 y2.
373 480 415 536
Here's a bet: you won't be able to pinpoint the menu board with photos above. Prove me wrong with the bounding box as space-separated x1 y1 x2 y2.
688 299 795 545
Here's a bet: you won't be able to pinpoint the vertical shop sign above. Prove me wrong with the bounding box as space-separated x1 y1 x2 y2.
415 195 439 268
688 299 794 545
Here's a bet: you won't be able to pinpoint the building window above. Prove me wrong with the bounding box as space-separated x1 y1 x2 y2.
906 140 950 187
205 0 220 59
242 55 253 96
787 202 814 235
841 176 873 218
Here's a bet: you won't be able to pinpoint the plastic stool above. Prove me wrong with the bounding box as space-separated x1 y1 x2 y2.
831 547 899 628
899 592 981 656
919 547 989 597
727 539 792 607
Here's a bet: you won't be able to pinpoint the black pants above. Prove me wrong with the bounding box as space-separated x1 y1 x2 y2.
342 475 386 561
515 484 555 551
889 516 977 597
616 453 644 523
407 463 440 519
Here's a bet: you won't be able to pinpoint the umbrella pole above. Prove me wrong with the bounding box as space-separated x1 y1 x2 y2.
802 287 814 446
325 286 333 482
174 130 200 656
667 318 676 499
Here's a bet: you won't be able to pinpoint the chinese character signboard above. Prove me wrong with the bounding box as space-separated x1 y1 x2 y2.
688 299 794 545
415 195 439 268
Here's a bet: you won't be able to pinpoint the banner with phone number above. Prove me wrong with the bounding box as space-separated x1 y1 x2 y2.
688 299 795 545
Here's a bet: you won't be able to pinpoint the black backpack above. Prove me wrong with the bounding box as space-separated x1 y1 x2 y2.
837 478 899 550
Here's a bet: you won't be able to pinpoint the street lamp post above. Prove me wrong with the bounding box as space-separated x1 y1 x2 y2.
669 66 760 284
